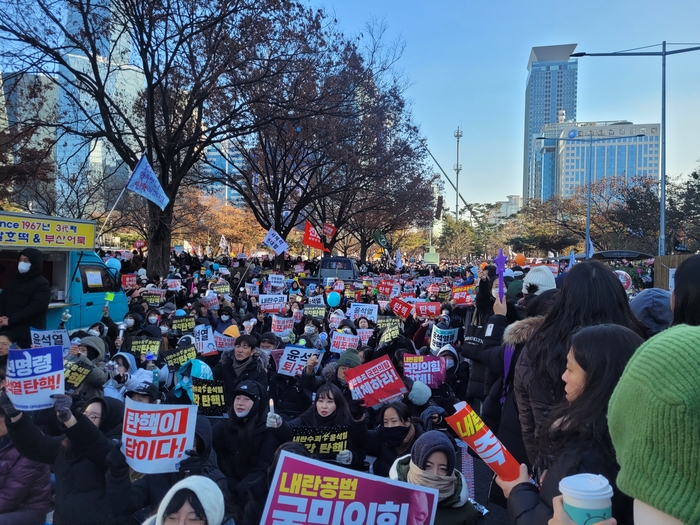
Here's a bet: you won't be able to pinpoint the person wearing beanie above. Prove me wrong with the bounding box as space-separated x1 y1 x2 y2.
300 348 360 405
209 305 235 335
630 288 673 336
431 344 469 414
609 324 700 525
389 430 478 525
522 266 557 296
139 475 235 525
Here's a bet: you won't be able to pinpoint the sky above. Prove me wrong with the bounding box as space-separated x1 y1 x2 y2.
308 0 700 209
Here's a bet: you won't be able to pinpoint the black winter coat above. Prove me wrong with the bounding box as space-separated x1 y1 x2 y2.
300 362 354 404
0 247 51 347
7 396 125 525
213 350 269 406
0 436 51 518
352 422 424 477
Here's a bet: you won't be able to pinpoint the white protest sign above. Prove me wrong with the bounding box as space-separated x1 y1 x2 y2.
30 329 71 356
213 333 236 352
277 346 324 377
122 398 198 474
271 315 294 337
259 294 287 313
199 293 220 310
357 328 373 346
245 282 259 297
5 346 64 411
330 332 360 353
263 228 289 255
348 303 379 323
430 326 459 353
194 324 217 356
167 279 181 291
307 295 325 306
268 274 285 289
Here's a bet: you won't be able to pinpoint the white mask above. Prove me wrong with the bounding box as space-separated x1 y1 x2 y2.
444 357 456 370
492 289 500 299
220 315 230 322
18 261 31 273
304 325 316 335
234 408 251 418
124 318 135 327
160 326 168 334
148 316 159 324
88 329 101 337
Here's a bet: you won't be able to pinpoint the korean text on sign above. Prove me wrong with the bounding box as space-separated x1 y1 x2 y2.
64 357 94 394
292 426 348 459
345 355 406 407
271 315 294 337
389 297 412 320
451 284 476 306
403 355 446 388
348 303 378 323
414 302 442 319
131 338 161 357
31 328 71 355
0 212 94 249
330 333 360 353
121 398 198 474
164 345 197 371
429 326 459 353
260 451 438 525
259 294 287 313
194 325 217 356
5 346 64 411
277 346 324 377
191 378 227 418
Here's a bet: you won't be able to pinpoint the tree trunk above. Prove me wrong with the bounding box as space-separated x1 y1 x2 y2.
147 201 173 280
359 233 369 264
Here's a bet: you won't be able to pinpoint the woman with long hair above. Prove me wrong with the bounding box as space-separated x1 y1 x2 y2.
514 261 645 464
670 253 700 326
497 324 642 524
266 383 364 470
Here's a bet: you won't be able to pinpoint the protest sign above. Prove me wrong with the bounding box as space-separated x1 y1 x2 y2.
330 332 360 353
166 279 181 291
400 292 416 299
415 302 442 319
390 284 401 298
348 303 378 323
268 274 285 289
245 282 259 297
140 292 162 307
377 283 393 296
403 354 446 388
277 346 324 377
131 338 162 357
293 309 304 324
213 333 236 352
378 325 400 346
376 316 401 331
306 295 324 306
388 297 412 320
304 305 326 319
322 223 337 237
260 451 438 525
263 228 289 255
452 284 477 306
191 378 227 418
30 328 71 355
64 356 94 394
170 316 196 333
429 326 459 353
122 274 137 288
357 328 373 346
271 315 294 338
292 426 348 459
122 398 198 474
211 283 230 294
345 355 406 407
194 325 217 356
259 294 287 313
198 293 220 310
5 346 63 411
294 263 305 274
164 345 197 371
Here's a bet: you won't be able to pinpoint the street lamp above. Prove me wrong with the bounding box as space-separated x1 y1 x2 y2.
571 42 700 256
536 132 644 259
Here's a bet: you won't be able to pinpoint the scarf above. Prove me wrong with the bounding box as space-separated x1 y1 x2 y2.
407 460 456 502
395 424 416 456
232 356 251 377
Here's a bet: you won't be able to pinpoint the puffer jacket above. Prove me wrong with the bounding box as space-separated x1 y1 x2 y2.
352 421 425 477
300 361 353 404
0 436 51 517
480 316 544 466
7 396 125 525
213 350 269 406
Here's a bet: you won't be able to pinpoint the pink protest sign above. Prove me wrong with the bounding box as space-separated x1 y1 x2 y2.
261 451 438 525
403 354 446 388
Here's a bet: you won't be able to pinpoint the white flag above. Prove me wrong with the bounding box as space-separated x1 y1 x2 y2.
219 235 228 250
396 248 403 270
126 155 170 211
263 228 289 256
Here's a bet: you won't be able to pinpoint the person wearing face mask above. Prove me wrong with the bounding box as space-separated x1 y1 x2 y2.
212 380 278 504
351 401 425 478
86 322 118 359
0 248 51 349
430 344 469 414
67 336 109 402
302 319 328 350
103 351 156 402
145 308 161 326
208 305 235 335
301 348 361 405
263 332 313 419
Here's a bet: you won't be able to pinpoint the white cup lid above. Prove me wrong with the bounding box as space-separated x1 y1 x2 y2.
559 474 614 499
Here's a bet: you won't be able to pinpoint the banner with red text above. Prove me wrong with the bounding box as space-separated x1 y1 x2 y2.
345 355 406 407
303 221 329 252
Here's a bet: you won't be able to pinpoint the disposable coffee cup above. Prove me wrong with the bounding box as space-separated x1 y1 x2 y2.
559 474 614 525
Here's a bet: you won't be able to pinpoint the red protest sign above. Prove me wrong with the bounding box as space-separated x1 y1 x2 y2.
122 274 137 288
332 280 345 293
414 302 442 318
389 297 412 320
345 355 406 407
261 451 438 525
134 240 147 249
303 221 329 252
452 284 476 306
403 354 446 388
377 283 393 296
322 223 337 237
426 283 440 294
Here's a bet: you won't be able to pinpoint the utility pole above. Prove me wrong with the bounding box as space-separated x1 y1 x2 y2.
454 127 463 221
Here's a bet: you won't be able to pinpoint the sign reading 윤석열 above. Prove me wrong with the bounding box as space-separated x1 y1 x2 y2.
0 212 95 249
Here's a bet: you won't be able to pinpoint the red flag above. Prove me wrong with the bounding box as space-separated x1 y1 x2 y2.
322 223 337 237
303 221 329 252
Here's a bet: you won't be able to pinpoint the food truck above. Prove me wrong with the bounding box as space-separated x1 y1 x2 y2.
0 211 128 330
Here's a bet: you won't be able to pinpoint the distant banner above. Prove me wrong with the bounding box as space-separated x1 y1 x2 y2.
357 329 373 346
199 293 220 310
377 283 393 296
170 316 195 333
322 223 337 238
5 346 64 411
63 356 94 394
211 283 230 295
167 279 181 291
292 426 348 459
304 305 326 319
260 452 438 525
164 345 197 371
122 274 137 288
141 292 162 307
213 333 236 352
452 284 477 306
388 297 412 320
122 398 197 474
131 338 161 357
245 282 259 297
191 378 227 418
126 155 170 211
30 328 71 355
259 294 287 313
415 302 442 319
306 295 325 306
348 303 378 323
403 354 446 388
268 274 285 289
330 332 360 353
194 325 216 356
345 355 406 407
277 346 324 377
271 315 294 338
263 228 289 256
430 326 459 353
376 316 401 331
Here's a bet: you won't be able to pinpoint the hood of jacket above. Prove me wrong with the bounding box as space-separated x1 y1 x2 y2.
82 395 124 440
80 336 106 364
194 415 213 458
389 453 469 508
139 325 162 339
502 315 545 346
114 351 137 373
175 359 214 402
18 247 45 280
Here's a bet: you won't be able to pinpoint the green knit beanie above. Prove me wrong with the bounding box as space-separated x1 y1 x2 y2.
608 324 700 523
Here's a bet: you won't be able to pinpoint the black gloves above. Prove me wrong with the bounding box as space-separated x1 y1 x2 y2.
50 394 74 422
348 399 366 421
106 441 129 475
179 449 203 476
0 391 19 418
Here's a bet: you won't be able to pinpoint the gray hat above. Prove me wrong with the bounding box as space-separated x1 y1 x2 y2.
523 266 557 295
411 430 456 475
630 288 673 336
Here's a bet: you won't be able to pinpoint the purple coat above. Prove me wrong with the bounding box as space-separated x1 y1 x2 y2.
0 438 52 515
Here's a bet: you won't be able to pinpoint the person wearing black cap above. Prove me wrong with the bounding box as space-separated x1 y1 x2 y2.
211 380 278 504
0 247 51 348
125 382 161 404
389 430 478 525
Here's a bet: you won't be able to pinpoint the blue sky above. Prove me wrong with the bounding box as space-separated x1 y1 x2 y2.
308 0 700 207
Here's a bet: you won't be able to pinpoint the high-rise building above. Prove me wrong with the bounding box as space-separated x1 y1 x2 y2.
200 141 246 206
537 121 660 198
523 44 578 202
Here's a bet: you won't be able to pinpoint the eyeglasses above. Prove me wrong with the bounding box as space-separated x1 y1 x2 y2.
164 515 205 524
84 414 101 422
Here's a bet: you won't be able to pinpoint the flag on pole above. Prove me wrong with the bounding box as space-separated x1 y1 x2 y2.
219 235 228 251
322 223 337 238
126 155 170 211
395 248 403 270
587 239 595 259
263 228 289 256
568 249 576 268
303 221 329 252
